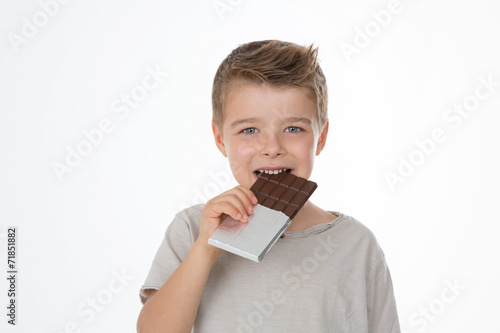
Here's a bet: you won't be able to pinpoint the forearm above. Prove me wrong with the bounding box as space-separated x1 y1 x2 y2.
137 239 221 333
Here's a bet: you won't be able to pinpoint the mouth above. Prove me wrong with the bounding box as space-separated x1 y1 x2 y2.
254 168 292 177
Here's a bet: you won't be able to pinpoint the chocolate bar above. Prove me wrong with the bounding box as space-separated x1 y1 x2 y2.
208 172 317 262
250 172 317 220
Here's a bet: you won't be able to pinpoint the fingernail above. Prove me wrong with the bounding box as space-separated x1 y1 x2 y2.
247 205 253 213
237 213 242 218
243 214 248 220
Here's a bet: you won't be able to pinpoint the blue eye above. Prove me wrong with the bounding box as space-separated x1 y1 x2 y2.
285 126 301 133
242 128 258 134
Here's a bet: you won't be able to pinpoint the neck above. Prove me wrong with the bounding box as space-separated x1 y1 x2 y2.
285 201 337 232
286 201 316 231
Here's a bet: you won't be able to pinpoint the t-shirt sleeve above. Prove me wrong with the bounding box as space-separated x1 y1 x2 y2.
366 254 401 333
139 207 201 304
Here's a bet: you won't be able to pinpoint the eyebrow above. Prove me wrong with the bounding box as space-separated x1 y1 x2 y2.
230 116 312 128
230 117 259 129
285 117 312 125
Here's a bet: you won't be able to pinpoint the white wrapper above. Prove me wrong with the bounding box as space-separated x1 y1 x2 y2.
208 204 291 262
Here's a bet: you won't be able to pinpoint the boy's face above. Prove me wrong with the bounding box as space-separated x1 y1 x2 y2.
212 81 329 189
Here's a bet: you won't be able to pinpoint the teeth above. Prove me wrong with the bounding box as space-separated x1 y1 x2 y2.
257 169 288 175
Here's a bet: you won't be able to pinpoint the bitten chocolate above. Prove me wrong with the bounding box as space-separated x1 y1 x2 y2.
250 172 318 219
208 172 318 262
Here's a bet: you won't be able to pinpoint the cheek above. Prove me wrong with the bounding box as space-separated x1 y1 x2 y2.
292 136 315 157
226 140 257 173
227 140 256 159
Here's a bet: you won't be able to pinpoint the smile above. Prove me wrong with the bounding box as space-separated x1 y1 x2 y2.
255 168 292 176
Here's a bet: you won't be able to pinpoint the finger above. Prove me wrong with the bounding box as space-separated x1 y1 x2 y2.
237 185 258 205
220 193 252 221
211 188 253 218
206 190 248 220
231 186 258 215
207 199 249 223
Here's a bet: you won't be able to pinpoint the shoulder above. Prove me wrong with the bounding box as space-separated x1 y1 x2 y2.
331 211 386 262
331 211 377 239
165 203 205 241
174 203 205 223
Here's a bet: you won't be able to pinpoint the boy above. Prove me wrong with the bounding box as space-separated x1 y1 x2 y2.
137 40 400 332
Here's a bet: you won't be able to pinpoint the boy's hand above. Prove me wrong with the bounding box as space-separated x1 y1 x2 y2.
198 185 258 249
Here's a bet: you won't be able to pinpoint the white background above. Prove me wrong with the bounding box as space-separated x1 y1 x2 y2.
1 0 499 332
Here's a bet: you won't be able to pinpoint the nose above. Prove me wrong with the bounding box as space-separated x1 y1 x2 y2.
259 132 285 158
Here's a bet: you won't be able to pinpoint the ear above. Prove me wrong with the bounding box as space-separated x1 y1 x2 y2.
212 121 227 157
315 121 329 156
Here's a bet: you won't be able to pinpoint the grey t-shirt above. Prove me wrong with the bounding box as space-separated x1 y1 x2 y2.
140 204 400 333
